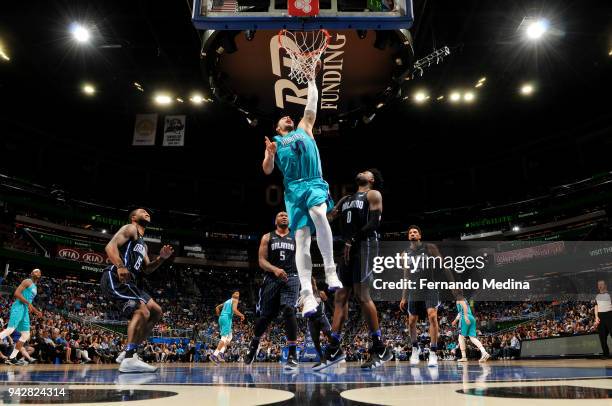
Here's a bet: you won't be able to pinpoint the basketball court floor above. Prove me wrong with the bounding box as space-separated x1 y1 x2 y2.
1 360 610 405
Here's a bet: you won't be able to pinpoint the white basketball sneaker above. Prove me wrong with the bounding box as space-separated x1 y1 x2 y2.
115 351 126 364
301 294 318 318
324 266 343 292
479 352 490 363
409 347 421 365
119 356 158 373
428 352 438 367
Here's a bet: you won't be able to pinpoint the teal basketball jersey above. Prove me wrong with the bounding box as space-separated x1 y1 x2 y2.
220 298 234 319
273 128 323 184
456 300 474 317
22 280 37 304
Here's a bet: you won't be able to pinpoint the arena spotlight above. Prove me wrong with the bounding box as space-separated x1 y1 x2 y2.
176 97 184 103
413 91 429 104
436 95 444 100
520 83 535 95
608 49 612 56
154 93 173 105
512 226 520 232
190 94 204 105
0 43 9 61
525 19 549 40
449 92 461 103
463 92 475 102
70 23 91 43
82 83 96 95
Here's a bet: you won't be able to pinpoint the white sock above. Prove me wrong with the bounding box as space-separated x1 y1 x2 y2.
0 328 15 340
213 350 219 356
458 335 467 355
295 227 313 296
220 347 226 354
308 204 335 272
9 349 19 359
469 337 486 353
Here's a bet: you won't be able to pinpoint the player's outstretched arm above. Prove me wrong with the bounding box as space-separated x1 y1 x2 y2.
262 137 276 175
143 245 174 274
298 80 318 137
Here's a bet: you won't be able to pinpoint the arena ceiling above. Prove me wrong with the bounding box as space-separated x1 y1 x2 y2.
0 0 610 229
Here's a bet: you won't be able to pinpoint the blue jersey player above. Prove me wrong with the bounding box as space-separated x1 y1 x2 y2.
100 208 174 373
0 268 43 365
262 77 343 318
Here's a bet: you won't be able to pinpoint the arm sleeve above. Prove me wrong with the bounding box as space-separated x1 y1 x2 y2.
350 209 381 243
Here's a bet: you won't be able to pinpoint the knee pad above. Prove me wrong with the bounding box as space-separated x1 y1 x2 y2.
19 331 30 342
281 305 296 319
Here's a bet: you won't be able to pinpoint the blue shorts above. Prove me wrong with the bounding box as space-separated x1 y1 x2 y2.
219 316 232 337
284 177 333 233
8 302 30 332
460 315 477 337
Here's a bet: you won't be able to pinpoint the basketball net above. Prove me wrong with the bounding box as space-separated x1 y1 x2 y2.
278 29 331 84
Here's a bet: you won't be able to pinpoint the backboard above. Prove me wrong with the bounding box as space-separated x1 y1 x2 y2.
192 0 414 30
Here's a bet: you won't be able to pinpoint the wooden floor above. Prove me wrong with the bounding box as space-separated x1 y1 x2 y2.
0 360 610 405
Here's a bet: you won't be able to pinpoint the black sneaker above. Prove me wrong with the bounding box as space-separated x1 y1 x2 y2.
284 354 298 371
361 346 393 369
4 358 20 366
244 342 259 365
313 345 345 371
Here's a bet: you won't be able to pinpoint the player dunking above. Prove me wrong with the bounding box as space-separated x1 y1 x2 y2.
318 169 392 370
245 212 300 370
262 77 343 317
100 208 174 373
0 269 43 365
211 291 245 364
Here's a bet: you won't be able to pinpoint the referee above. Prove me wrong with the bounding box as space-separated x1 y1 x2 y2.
244 211 300 370
594 279 612 359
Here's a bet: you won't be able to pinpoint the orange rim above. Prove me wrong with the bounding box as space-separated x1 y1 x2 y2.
277 29 331 57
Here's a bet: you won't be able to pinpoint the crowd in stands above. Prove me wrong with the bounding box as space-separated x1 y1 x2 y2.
0 270 600 365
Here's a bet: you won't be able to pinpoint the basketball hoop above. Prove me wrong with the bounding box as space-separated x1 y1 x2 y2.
278 29 331 84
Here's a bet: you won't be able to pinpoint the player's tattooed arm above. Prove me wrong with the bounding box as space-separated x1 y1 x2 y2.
143 245 174 274
106 224 138 281
258 233 288 282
